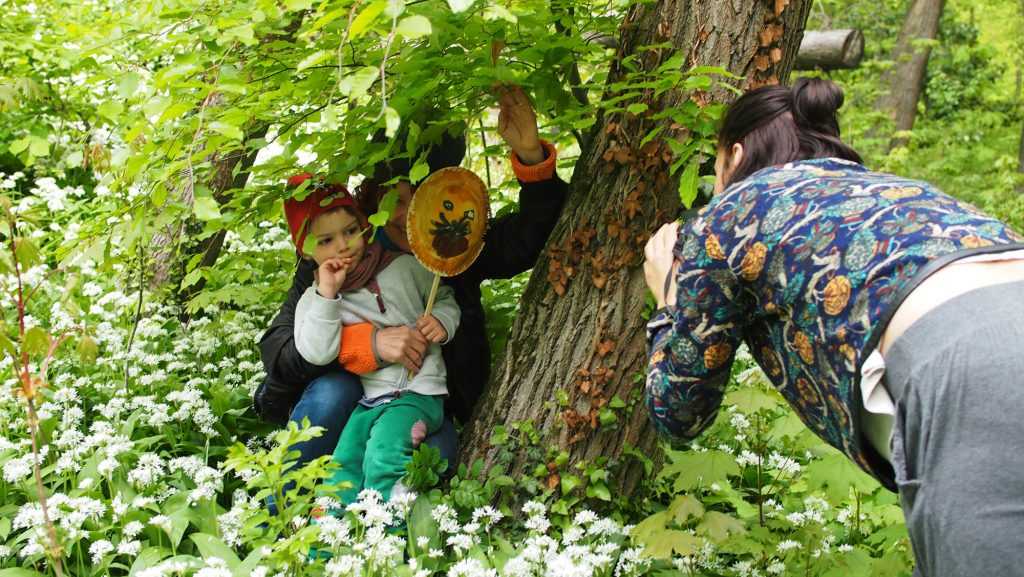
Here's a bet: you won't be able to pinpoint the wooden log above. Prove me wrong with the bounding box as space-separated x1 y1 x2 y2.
794 29 864 70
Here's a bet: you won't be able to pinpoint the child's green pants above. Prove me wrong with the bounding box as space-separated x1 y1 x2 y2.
328 393 444 503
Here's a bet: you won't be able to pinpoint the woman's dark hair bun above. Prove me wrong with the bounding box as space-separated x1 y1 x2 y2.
791 77 844 137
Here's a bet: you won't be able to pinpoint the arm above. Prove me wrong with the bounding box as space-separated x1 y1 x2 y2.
464 85 568 282
644 221 745 442
259 258 336 386
294 284 346 366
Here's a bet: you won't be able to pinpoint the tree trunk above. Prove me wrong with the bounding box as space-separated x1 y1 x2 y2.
460 0 812 496
794 29 864 70
875 0 947 150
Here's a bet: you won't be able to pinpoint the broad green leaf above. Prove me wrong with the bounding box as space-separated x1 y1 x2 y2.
233 546 269 577
384 106 400 137
193 196 222 221
296 50 331 72
678 161 699 208
630 511 668 540
446 0 474 13
696 511 746 543
803 453 879 501
408 159 429 183
23 326 50 356
8 138 30 155
408 494 440 553
396 15 431 38
343 66 380 100
483 5 516 22
0 332 16 360
0 569 49 577
724 386 780 413
641 529 701 559
663 449 740 491
190 533 241 568
667 493 704 524
209 121 243 140
78 335 99 364
283 0 313 9
28 137 49 157
560 473 581 494
820 548 874 577
627 102 648 115
350 1 386 38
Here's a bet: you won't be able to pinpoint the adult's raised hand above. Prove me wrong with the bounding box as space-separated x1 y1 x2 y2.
643 222 680 309
495 83 545 166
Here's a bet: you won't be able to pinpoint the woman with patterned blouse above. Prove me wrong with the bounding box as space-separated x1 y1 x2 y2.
643 77 1024 576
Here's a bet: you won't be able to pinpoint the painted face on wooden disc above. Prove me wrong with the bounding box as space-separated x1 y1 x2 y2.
407 167 489 276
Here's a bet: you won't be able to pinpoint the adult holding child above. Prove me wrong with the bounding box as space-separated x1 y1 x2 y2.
256 84 567 474
643 77 1024 576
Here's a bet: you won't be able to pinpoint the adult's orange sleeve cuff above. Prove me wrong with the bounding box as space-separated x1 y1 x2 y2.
511 140 557 183
339 323 379 375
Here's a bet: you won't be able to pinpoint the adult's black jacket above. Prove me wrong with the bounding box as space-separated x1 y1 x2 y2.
255 174 569 425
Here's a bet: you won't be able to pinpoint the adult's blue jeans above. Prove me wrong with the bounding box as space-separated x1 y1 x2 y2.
288 370 460 472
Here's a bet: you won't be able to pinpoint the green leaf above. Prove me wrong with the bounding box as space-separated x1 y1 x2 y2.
190 533 241 568
408 494 440 553
8 138 30 155
28 137 49 157
193 196 222 221
209 121 244 140
408 159 429 183
678 162 699 209
641 529 702 559
343 66 380 100
296 50 331 72
821 548 874 577
384 106 400 138
667 493 704 524
446 0 474 13
0 569 49 577
350 1 386 38
803 453 879 501
560 473 581 494
663 449 740 492
696 511 746 543
0 332 16 360
627 102 649 115
233 547 269 577
396 15 431 38
724 386 780 413
23 327 50 356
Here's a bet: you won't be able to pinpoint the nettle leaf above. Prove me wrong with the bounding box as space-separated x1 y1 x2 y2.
663 449 740 492
803 452 879 501
396 15 431 38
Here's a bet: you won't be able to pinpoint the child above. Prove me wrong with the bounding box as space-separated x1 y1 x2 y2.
285 174 460 503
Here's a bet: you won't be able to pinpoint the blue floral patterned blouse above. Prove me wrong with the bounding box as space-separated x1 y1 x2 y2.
645 157 1024 487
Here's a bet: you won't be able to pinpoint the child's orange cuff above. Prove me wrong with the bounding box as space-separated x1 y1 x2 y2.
339 323 379 375
511 140 557 183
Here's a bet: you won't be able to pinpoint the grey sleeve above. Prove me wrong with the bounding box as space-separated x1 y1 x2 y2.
293 285 345 366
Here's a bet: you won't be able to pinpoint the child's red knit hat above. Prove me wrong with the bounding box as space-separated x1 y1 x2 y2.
284 173 358 257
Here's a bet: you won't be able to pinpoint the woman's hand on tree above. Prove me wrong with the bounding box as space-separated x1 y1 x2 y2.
416 315 449 344
643 222 680 309
495 83 545 166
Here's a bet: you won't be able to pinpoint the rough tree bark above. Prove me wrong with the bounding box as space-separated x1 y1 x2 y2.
460 0 813 495
875 0 947 150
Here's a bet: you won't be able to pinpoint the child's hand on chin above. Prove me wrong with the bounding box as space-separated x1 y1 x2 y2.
316 258 351 299
416 315 448 343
